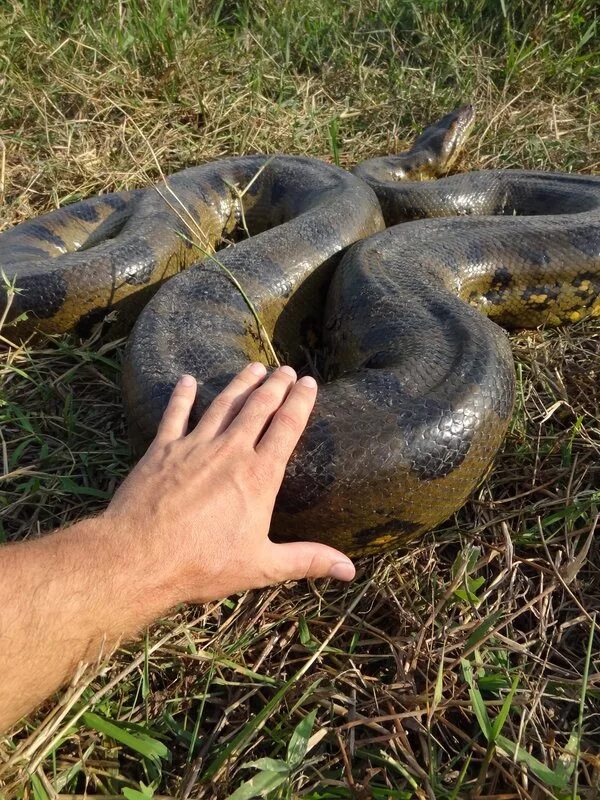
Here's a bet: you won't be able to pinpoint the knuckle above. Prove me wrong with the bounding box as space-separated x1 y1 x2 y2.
271 372 294 389
246 458 274 487
163 440 179 459
274 410 300 434
146 437 177 465
302 552 319 580
249 390 278 412
213 434 238 458
238 411 267 434
211 393 234 413
169 387 191 405
235 371 257 388
260 558 282 586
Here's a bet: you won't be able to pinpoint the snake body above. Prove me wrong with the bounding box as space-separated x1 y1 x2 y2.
2 108 599 555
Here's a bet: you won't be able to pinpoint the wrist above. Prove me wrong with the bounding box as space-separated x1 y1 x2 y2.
50 514 178 644
94 510 186 621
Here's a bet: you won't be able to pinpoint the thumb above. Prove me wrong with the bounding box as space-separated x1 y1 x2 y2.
269 541 356 583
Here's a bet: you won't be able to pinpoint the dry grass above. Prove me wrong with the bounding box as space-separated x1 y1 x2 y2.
1 1 599 798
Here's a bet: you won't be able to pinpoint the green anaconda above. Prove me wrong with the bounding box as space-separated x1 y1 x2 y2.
2 107 599 555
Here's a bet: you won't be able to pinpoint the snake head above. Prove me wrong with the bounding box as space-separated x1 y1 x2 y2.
409 104 476 176
438 104 476 169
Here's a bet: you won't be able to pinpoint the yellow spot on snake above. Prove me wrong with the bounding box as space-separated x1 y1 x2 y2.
371 534 394 546
529 294 548 304
570 311 582 322
579 280 591 292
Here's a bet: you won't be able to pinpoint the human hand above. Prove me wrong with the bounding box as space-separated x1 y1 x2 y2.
0 364 356 732
105 364 356 605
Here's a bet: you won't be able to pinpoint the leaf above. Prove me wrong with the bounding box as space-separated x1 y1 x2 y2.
376 750 419 790
496 734 570 789
30 774 49 800
82 712 168 761
287 708 318 768
478 673 511 692
468 576 486 593
575 18 597 50
299 616 312 646
4 364 32 380
9 438 32 468
244 758 289 773
454 576 485 605
123 787 155 800
490 675 519 742
450 547 468 579
59 477 111 499
7 405 35 434
553 729 580 785
448 753 472 800
461 660 491 740
430 641 445 715
465 610 504 651
451 545 481 579
227 769 289 800
328 116 341 166
451 546 485 604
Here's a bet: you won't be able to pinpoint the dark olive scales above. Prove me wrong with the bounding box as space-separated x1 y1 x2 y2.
1 109 599 555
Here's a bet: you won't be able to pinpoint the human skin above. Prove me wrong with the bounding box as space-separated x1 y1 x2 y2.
0 363 355 732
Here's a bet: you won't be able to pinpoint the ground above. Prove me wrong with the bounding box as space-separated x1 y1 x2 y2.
0 1 599 798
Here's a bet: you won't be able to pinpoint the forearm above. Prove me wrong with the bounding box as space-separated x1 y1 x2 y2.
0 366 354 733
0 515 173 732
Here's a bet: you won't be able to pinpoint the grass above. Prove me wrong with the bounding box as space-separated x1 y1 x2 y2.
1 0 599 797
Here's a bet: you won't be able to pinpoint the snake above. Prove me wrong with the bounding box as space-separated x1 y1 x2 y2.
2 107 599 556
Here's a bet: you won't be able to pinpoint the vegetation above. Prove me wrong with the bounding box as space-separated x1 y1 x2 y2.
1 0 598 797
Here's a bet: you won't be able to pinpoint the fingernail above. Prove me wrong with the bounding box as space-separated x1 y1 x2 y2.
329 561 355 581
298 375 317 389
180 374 195 386
249 362 267 376
279 365 296 378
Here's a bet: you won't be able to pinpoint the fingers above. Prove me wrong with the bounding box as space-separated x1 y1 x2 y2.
256 375 317 467
192 362 267 440
226 365 297 444
154 374 197 444
156 363 309 449
267 541 356 583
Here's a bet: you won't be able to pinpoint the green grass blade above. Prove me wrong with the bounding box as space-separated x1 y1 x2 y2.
461 660 492 741
226 768 289 800
490 675 520 742
81 712 168 761
286 708 317 768
496 734 569 789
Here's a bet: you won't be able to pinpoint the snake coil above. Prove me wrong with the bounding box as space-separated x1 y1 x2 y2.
2 107 599 555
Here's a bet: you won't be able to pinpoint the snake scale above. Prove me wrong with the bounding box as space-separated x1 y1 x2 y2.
2 107 599 555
